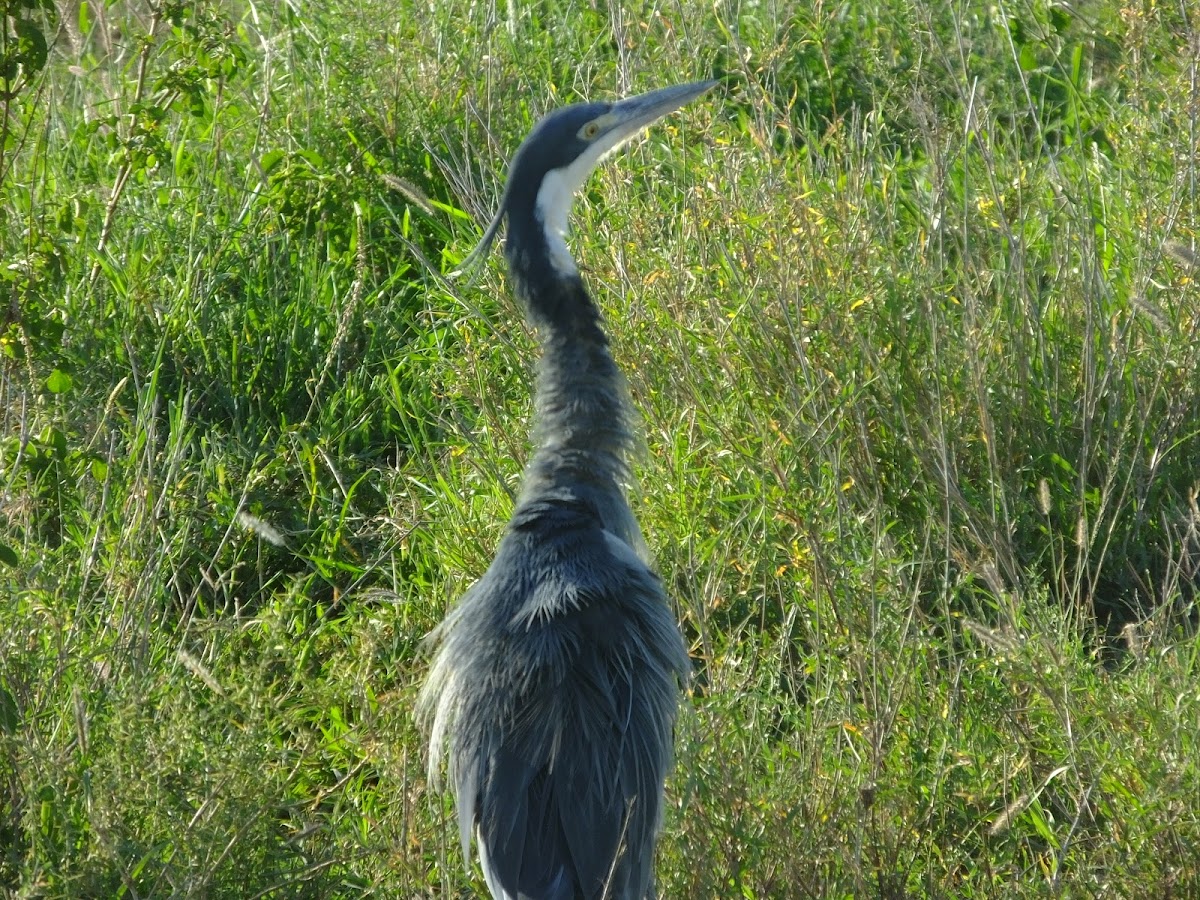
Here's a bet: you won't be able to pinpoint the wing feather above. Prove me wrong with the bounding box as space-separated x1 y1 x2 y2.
472 514 684 897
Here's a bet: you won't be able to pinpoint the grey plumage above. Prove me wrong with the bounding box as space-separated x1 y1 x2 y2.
419 81 715 900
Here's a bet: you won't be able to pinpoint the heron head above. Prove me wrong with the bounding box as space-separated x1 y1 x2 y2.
453 80 716 278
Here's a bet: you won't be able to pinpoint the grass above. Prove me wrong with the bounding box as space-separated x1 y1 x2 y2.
2 0 1199 896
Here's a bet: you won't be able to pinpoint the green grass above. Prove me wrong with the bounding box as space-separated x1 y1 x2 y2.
2 0 1199 896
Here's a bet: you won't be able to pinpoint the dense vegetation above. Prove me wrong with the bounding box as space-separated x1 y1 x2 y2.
2 0 1198 895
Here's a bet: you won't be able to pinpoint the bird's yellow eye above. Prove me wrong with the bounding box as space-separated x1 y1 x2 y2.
580 121 601 140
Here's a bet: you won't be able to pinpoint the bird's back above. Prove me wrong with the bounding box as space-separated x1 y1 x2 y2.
423 494 687 899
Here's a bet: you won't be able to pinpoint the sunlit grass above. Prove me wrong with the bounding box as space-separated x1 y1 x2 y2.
2 0 1199 896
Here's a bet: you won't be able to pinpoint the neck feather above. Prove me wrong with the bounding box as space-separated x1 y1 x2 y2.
504 219 639 507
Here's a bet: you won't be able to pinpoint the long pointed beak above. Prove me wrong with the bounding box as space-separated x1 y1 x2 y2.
601 79 718 147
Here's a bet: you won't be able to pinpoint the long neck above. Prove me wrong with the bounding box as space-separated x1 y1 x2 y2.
504 215 639 512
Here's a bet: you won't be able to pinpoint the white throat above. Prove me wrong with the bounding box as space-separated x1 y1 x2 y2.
534 142 611 277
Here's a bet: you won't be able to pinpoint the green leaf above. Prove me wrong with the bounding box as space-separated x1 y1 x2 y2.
1018 44 1039 72
45 426 67 458
297 149 326 168
45 368 73 393
14 18 49 75
0 542 17 567
260 149 285 173
1025 797 1060 848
